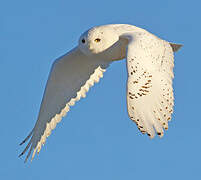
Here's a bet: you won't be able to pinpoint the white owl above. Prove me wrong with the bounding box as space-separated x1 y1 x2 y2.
19 24 182 162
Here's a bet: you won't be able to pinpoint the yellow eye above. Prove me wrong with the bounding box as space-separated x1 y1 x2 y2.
94 38 101 43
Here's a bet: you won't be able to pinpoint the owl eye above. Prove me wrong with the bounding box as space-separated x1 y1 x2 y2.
81 39 85 43
94 38 101 43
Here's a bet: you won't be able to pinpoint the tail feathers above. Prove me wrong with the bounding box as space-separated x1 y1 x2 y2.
169 43 183 52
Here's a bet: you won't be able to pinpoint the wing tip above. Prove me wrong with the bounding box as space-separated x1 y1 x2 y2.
19 140 26 146
19 129 34 145
157 132 164 138
147 133 155 139
18 152 24 158
169 43 183 52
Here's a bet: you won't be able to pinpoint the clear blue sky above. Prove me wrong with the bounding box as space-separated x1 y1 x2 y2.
1 0 201 179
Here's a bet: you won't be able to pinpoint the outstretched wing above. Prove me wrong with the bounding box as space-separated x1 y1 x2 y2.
19 47 109 162
122 32 176 138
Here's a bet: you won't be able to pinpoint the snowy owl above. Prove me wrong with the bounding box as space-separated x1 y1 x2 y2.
19 24 182 162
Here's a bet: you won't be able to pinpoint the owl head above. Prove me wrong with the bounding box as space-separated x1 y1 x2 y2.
78 26 119 55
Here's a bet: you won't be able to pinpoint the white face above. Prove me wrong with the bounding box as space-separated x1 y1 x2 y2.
78 26 119 55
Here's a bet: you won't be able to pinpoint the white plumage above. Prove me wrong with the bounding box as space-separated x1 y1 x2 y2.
19 24 182 162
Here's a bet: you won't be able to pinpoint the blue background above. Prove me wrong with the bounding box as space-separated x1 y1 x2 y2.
1 0 201 179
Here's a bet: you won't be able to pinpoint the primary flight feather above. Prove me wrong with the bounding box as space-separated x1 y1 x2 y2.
19 24 182 162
